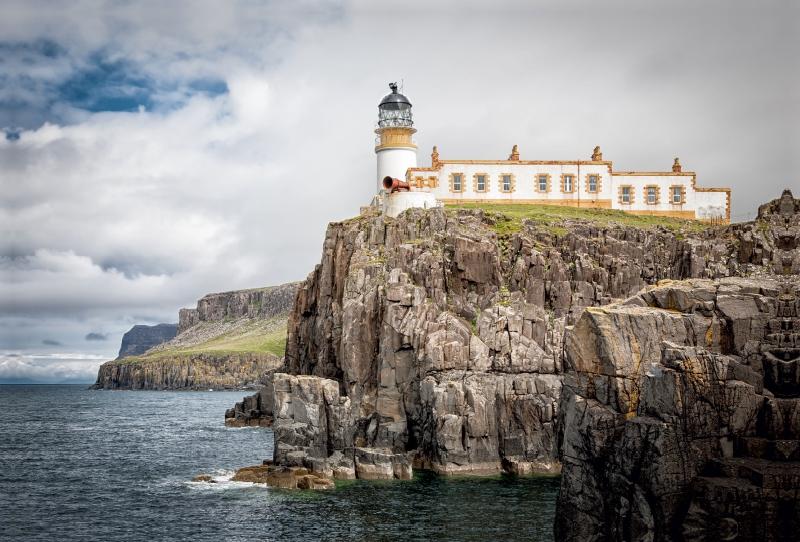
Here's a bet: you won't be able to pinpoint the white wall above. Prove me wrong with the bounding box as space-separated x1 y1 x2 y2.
612 173 728 218
376 147 417 193
410 161 728 220
419 162 612 203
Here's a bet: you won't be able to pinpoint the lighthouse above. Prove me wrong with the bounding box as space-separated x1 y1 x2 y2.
374 83 417 193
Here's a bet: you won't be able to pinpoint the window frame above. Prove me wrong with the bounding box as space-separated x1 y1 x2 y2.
561 173 575 194
536 174 551 194
644 185 660 205
449 172 466 193
586 173 600 194
473 173 489 193
498 173 516 194
670 185 684 205
619 185 634 205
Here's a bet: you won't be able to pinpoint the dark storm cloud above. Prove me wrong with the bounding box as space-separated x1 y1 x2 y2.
0 0 796 380
42 339 62 345
84 333 108 341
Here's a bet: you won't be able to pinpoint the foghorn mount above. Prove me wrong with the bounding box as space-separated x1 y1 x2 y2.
382 176 410 193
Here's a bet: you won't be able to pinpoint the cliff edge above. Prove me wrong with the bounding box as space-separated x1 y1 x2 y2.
116 323 178 359
91 282 298 390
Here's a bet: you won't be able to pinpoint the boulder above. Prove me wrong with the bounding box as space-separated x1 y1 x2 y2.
230 464 334 489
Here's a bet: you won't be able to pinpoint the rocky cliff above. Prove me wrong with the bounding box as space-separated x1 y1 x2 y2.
265 197 764 480
93 353 281 390
116 323 178 359
175 283 299 335
555 190 800 541
258 190 800 523
91 283 298 390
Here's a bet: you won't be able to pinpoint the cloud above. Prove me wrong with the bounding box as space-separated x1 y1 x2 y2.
0 0 797 379
84 333 108 341
42 339 61 345
0 352 105 383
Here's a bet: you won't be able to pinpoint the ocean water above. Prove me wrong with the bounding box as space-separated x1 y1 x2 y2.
0 385 559 541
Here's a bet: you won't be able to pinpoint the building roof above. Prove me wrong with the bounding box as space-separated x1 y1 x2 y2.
379 83 411 110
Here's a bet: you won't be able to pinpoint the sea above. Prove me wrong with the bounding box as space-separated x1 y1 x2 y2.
0 385 559 541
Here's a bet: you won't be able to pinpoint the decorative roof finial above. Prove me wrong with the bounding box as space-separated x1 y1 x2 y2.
591 146 602 161
509 144 519 161
432 146 439 166
389 82 398 93
673 158 682 172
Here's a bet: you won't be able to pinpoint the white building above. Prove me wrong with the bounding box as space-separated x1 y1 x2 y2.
372 85 730 223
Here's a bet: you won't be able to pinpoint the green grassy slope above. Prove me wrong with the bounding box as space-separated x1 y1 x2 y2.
128 317 288 362
445 203 708 236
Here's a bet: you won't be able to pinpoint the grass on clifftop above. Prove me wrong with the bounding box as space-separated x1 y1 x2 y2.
446 203 708 237
128 318 288 361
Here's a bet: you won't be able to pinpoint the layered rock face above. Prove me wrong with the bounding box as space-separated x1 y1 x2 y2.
555 189 800 542
116 323 178 359
271 200 747 480
177 283 299 334
92 353 281 390
225 371 277 426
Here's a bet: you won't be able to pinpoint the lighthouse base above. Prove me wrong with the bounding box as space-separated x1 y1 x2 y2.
383 192 440 218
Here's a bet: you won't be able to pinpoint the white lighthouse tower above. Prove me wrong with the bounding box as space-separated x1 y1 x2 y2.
374 83 417 193
370 83 439 217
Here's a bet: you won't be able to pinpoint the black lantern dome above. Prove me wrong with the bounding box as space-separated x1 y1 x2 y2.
377 83 413 128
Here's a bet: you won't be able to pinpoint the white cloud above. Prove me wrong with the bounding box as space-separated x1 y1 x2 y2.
0 0 797 381
0 352 104 382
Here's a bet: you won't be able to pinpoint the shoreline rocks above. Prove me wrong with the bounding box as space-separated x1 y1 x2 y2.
230 462 335 489
225 372 277 426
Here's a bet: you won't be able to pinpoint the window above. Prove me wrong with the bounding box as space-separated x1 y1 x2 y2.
647 187 656 203
538 174 548 192
672 186 682 204
453 174 462 192
622 186 631 203
498 173 515 193
477 175 486 192
588 175 598 193
563 174 574 193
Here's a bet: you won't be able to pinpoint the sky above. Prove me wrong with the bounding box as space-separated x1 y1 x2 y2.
1 0 798 382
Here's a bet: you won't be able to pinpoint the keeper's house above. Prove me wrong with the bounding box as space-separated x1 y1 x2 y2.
409 146 729 223
373 83 730 223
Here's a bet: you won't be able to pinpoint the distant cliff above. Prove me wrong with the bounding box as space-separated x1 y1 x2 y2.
116 323 178 359
93 353 281 390
92 282 299 390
